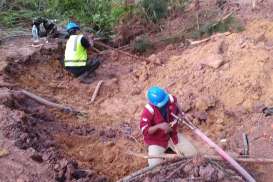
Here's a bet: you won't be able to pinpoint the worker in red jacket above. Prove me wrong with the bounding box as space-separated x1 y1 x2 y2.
140 86 197 167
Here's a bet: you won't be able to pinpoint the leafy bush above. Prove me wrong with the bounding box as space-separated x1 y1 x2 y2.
0 0 128 35
168 0 191 11
139 0 168 23
132 35 153 53
0 10 36 27
191 15 244 39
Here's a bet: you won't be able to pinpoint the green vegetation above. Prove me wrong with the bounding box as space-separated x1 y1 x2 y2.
191 15 244 39
139 0 168 23
0 0 130 35
0 0 244 49
0 0 190 31
132 35 153 53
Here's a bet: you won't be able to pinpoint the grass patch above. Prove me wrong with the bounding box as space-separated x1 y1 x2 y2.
191 15 244 39
132 35 154 54
0 10 37 27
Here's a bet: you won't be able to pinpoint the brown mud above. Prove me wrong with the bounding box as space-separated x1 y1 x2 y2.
0 1 273 182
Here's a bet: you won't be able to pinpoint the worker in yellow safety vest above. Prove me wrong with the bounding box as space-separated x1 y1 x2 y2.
64 21 100 83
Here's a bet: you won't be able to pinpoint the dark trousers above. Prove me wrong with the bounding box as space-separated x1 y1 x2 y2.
65 59 100 77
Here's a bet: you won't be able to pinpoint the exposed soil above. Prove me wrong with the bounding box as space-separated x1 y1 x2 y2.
0 1 273 182
0 38 147 181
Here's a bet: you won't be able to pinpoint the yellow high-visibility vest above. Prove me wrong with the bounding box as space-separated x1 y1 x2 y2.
64 35 87 67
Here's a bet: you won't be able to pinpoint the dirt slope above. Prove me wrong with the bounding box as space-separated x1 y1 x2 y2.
0 2 273 181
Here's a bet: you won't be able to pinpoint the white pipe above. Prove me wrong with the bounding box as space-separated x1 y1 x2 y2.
194 128 256 182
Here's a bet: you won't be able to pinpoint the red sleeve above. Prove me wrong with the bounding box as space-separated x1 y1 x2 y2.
140 108 153 136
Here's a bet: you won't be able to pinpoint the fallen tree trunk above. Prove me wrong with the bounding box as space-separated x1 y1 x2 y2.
13 90 82 114
94 41 151 63
187 32 232 46
127 151 273 164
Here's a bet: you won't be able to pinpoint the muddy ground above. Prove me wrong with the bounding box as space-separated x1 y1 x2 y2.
0 1 273 182
0 38 147 182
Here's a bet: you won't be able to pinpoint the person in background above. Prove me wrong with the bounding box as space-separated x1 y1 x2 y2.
32 17 58 38
64 21 100 83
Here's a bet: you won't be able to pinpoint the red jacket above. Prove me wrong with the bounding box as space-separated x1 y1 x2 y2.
140 94 179 148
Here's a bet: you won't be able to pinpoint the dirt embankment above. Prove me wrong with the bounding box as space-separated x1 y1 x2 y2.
0 38 146 181
0 2 273 181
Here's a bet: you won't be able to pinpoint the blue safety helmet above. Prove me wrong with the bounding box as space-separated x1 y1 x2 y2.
147 86 169 108
66 21 80 32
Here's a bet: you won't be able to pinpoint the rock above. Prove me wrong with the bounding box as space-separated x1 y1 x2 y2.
30 153 43 163
207 96 217 108
148 54 162 65
219 138 228 150
194 111 208 121
131 87 142 96
201 54 224 69
192 118 200 126
180 101 192 112
255 32 266 43
0 148 9 158
195 96 216 111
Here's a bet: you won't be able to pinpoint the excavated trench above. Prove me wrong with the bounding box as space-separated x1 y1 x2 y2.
0 41 252 182
0 41 146 182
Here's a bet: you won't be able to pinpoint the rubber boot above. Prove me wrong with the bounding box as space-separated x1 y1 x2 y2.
79 72 96 84
88 59 101 73
78 59 101 84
